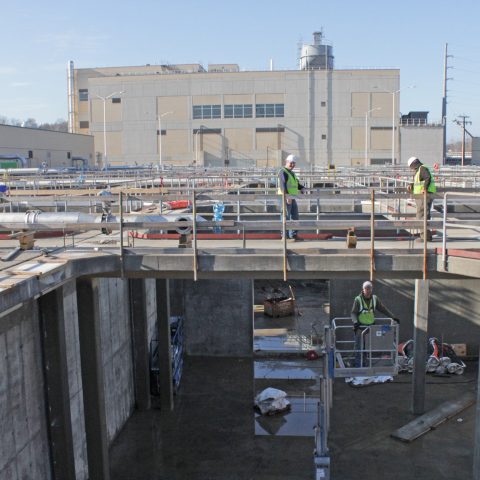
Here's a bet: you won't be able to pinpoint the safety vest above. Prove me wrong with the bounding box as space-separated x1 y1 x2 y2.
277 168 299 195
355 294 377 325
413 165 437 194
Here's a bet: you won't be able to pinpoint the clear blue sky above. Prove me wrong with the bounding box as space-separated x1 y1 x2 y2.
2 0 480 141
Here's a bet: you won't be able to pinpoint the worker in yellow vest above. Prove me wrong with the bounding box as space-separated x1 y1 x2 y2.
277 154 305 240
351 281 399 367
407 156 437 241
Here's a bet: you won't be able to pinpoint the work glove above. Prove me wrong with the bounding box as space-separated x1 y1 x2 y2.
353 322 360 332
393 318 400 324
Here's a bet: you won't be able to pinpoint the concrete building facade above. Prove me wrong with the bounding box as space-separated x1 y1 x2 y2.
0 124 94 168
70 63 402 168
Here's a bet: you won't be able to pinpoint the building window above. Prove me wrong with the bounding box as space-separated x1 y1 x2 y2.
79 121 89 129
255 127 285 133
321 134 327 140
224 104 252 118
28 150 33 159
112 97 121 104
193 128 221 134
67 152 71 159
79 89 88 101
256 103 284 118
321 101 326 107
192 105 221 119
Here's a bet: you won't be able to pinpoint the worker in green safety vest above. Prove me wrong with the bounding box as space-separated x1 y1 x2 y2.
351 281 399 367
277 154 305 240
407 156 437 241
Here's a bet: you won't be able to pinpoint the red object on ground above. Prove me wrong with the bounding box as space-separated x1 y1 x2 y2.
166 200 191 209
306 350 319 360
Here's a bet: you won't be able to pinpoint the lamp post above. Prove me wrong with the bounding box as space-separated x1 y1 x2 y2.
389 86 415 164
96 90 124 169
158 111 173 169
365 107 381 166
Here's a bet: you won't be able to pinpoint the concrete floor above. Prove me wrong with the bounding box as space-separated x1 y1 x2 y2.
109 280 478 479
109 356 478 480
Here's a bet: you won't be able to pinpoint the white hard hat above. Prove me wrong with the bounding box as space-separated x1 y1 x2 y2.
362 281 373 289
286 154 299 164
407 156 419 167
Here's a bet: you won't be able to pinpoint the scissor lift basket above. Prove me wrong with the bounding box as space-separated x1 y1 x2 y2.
331 317 399 378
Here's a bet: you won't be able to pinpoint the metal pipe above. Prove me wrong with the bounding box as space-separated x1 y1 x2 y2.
423 189 428 280
192 189 198 281
370 189 375 281
282 190 287 281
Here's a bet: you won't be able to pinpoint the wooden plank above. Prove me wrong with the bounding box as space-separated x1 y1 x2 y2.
392 392 476 442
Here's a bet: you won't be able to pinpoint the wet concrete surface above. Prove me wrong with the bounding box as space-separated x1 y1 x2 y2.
109 356 478 479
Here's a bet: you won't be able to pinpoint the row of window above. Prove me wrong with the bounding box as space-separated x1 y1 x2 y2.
79 89 122 103
193 104 284 120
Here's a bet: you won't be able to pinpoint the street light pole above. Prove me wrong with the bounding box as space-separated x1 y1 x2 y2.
96 91 124 169
158 111 173 169
365 107 381 166
194 126 203 165
390 85 415 165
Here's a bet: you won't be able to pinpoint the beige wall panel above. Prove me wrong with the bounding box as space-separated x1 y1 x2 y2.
255 94 284 103
192 95 221 104
223 94 253 104
351 92 369 117
78 102 89 114
94 131 122 156
200 133 222 155
255 132 283 150
351 126 364 150
157 96 189 121
224 128 252 151
371 92 391 117
91 99 122 122
351 158 364 166
371 128 391 150
164 129 189 155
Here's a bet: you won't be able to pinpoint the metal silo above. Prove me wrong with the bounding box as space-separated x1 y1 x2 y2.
300 31 334 70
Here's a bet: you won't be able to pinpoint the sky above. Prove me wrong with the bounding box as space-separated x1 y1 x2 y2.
2 0 480 141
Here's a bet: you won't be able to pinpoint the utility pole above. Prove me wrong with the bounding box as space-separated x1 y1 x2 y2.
442 43 453 165
454 115 472 166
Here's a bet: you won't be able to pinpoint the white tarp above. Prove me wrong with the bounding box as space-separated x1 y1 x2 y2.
254 388 290 415
345 375 393 386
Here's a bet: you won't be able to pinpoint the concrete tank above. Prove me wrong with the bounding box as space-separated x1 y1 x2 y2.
300 31 334 70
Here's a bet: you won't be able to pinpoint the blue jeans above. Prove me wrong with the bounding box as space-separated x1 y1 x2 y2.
286 198 299 238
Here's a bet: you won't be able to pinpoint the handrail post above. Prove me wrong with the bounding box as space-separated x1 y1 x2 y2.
119 191 124 278
423 188 427 280
282 190 287 281
370 189 375 281
442 192 448 271
192 189 198 281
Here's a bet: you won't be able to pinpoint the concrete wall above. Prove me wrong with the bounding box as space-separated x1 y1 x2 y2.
330 278 480 354
400 125 443 166
0 124 94 168
63 281 88 480
183 279 253 356
97 278 135 441
0 300 51 480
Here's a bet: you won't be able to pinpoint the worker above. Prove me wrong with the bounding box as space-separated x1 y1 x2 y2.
407 156 437 241
351 281 399 367
277 154 305 240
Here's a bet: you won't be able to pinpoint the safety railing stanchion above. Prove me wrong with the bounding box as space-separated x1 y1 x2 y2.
423 188 427 280
370 189 375 281
120 191 124 278
192 189 198 281
282 190 287 281
443 192 448 271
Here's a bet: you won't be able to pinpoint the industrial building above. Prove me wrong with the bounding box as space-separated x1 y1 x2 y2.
0 124 94 168
69 32 429 169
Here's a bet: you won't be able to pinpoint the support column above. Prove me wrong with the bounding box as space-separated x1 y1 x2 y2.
183 279 253 356
76 278 110 480
38 287 76 480
129 279 151 410
156 279 174 411
474 354 480 480
412 279 429 415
